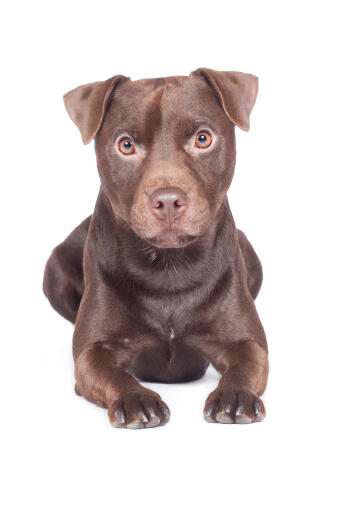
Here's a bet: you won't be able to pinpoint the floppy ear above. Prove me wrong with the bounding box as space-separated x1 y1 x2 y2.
191 68 258 131
63 75 129 144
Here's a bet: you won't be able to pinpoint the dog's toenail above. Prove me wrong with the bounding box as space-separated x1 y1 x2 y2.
161 406 170 419
127 421 144 429
235 415 252 424
137 411 148 422
235 406 244 416
216 411 233 424
146 416 161 428
117 410 125 424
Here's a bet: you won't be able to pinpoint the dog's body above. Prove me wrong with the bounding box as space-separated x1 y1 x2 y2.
44 69 269 428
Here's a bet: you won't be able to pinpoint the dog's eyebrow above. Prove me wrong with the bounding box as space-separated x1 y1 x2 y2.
193 119 215 127
187 119 216 135
112 125 145 141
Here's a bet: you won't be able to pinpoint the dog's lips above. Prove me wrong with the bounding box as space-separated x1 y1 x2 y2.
146 229 197 248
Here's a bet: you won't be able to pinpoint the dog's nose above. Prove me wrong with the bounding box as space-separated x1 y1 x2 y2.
149 187 187 223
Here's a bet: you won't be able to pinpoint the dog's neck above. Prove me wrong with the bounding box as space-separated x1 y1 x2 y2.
93 190 238 293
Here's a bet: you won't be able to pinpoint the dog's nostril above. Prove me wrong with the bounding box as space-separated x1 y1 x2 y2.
149 187 187 222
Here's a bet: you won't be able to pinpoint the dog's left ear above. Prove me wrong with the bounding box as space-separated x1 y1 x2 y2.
191 68 258 131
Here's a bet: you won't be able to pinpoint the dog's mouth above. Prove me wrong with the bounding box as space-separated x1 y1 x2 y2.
146 229 197 248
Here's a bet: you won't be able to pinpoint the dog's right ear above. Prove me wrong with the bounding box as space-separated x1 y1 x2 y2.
63 75 129 144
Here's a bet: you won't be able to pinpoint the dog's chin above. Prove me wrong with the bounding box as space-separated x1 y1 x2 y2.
145 230 197 249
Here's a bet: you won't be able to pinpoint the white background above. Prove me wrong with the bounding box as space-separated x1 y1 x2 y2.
1 1 340 509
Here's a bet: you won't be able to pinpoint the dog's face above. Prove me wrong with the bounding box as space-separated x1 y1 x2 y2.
64 69 258 248
96 75 236 248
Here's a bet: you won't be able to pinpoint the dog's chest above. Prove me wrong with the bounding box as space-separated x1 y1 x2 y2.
141 291 201 340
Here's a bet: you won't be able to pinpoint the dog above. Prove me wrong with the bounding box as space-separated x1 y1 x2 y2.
43 68 269 428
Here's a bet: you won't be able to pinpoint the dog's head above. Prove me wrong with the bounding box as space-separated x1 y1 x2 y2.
64 69 258 248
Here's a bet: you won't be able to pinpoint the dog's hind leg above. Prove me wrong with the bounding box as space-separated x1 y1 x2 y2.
43 216 91 322
238 229 263 300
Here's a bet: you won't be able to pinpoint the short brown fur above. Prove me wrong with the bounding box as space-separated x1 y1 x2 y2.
44 69 268 428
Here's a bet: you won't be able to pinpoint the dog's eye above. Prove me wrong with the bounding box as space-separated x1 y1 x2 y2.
195 131 212 149
118 137 135 155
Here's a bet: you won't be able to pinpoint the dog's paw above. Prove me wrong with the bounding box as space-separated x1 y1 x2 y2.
204 388 265 424
109 391 170 429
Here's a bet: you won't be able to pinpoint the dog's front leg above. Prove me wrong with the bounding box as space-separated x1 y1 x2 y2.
203 339 269 424
75 343 170 429
73 289 170 429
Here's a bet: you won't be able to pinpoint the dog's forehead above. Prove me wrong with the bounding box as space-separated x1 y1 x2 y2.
113 74 221 125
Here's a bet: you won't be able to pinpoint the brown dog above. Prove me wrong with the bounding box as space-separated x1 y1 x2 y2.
43 68 268 428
